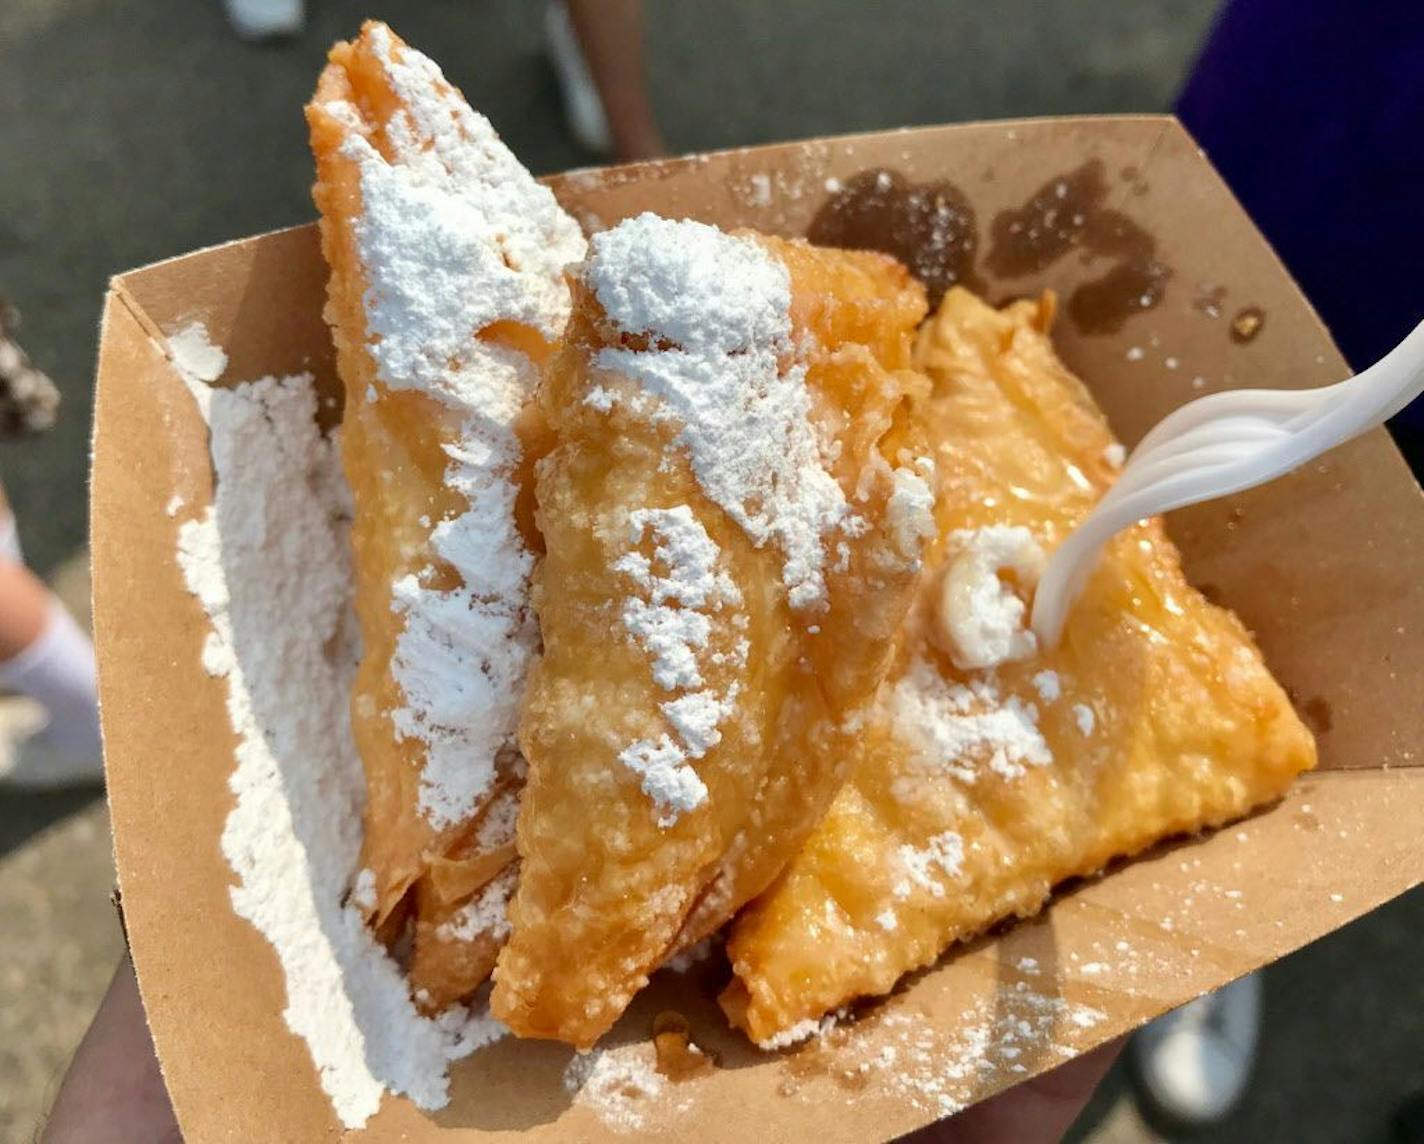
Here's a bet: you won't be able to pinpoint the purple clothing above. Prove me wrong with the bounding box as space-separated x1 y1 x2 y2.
1176 0 1423 447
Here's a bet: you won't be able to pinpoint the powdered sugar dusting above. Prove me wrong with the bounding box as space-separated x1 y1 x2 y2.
771 991 1110 1121
435 865 517 943
475 783 520 850
332 29 586 828
174 373 501 1128
357 24 583 356
757 1010 844 1050
888 658 1052 783
586 214 854 610
894 830 965 899
564 1043 694 1134
864 991 1110 1117
614 506 743 824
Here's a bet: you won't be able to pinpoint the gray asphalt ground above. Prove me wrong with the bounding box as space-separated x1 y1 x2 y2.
0 2 1419 1142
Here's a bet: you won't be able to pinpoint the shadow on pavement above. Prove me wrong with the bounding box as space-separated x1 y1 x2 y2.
0 786 104 860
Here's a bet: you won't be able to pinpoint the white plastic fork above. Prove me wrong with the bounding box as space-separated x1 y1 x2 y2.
1031 318 1424 647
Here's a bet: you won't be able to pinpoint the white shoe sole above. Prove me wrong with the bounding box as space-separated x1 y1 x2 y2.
1131 973 1262 1127
224 0 305 41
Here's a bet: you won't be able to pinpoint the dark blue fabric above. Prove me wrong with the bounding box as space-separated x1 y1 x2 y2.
1176 0 1424 451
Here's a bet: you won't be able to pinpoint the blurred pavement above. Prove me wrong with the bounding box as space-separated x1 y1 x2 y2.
0 2 1419 1141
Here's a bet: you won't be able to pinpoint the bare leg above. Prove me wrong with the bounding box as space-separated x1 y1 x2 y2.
565 0 666 161
44 955 182 1143
0 560 49 660
0 513 104 779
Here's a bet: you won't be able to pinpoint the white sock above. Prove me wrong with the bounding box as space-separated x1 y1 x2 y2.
0 514 20 564
0 596 101 758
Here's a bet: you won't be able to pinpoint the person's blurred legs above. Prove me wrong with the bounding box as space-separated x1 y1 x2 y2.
0 557 50 660
223 0 305 42
1130 972 1261 1129
0 503 21 564
549 0 665 161
0 553 104 787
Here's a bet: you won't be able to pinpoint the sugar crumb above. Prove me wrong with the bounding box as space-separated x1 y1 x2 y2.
1031 670 1060 703
351 867 377 912
614 506 742 824
1073 703 1096 736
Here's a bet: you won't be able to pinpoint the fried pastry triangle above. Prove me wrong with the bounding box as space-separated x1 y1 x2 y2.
722 287 1316 1044
492 216 938 1046
307 21 585 1008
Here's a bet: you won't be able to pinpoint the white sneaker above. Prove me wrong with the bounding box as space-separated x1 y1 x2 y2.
223 0 305 41
544 1 613 154
0 695 104 789
1131 972 1261 1128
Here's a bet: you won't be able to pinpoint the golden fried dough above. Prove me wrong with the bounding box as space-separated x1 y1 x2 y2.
492 216 937 1046
723 287 1316 1044
307 21 584 1006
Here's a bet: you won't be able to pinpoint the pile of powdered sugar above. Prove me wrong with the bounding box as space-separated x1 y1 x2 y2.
173 363 502 1129
612 505 746 824
885 459 938 561
934 525 1045 671
585 214 854 611
327 25 586 829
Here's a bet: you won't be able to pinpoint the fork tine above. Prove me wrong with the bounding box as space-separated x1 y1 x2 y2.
1132 387 1312 456
1124 419 1283 475
1036 317 1424 648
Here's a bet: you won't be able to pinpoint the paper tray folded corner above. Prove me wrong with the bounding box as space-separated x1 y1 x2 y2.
93 116 1424 1143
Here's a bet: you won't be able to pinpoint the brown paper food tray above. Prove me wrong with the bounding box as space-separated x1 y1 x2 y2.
92 116 1424 1142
